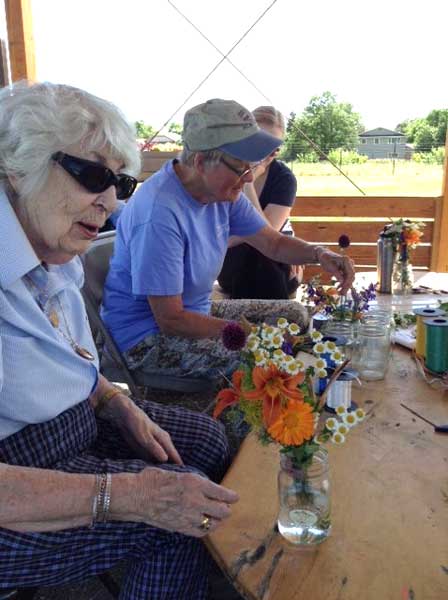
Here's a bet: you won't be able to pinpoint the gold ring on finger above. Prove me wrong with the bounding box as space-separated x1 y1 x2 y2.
200 515 211 531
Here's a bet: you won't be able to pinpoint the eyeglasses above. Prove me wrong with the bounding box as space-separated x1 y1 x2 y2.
219 156 260 180
51 152 137 200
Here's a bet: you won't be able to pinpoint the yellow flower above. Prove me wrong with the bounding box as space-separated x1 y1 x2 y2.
268 399 315 446
325 341 336 352
277 317 289 329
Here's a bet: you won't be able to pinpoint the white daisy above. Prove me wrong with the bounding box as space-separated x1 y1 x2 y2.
246 337 259 352
288 323 301 335
269 333 284 348
316 368 328 378
325 417 338 431
324 340 337 352
311 330 323 342
284 361 299 375
315 358 327 370
331 432 346 445
313 342 326 354
342 412 358 428
295 359 305 371
331 350 343 362
337 424 350 436
277 317 289 329
335 405 347 417
355 408 366 421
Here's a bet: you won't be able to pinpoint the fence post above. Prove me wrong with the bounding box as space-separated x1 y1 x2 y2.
430 132 448 271
5 0 35 82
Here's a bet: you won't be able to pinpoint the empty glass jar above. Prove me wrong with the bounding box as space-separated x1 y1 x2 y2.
356 321 391 381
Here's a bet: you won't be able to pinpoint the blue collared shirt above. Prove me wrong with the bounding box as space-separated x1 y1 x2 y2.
0 188 99 440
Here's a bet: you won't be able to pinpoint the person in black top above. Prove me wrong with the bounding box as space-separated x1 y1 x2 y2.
218 105 301 299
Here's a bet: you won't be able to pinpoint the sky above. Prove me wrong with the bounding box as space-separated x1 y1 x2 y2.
6 0 448 133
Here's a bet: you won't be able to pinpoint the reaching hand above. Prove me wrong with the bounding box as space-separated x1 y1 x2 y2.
317 248 355 295
134 468 239 537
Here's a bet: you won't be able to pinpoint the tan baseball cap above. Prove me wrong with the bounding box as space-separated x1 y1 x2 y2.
182 98 283 161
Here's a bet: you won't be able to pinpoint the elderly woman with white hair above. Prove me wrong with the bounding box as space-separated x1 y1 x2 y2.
0 81 238 599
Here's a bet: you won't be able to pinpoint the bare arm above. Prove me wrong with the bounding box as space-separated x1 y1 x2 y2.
148 294 228 338
243 225 355 294
0 462 238 537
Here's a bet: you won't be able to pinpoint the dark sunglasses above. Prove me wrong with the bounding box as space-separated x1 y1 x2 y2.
51 152 137 200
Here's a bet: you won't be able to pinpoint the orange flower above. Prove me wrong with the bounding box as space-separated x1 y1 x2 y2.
268 399 315 446
403 228 422 246
243 365 304 428
213 370 244 419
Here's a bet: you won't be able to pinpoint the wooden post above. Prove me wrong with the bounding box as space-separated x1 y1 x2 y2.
0 36 9 86
430 131 448 272
5 0 35 82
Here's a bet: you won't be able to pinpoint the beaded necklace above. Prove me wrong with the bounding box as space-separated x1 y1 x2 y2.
25 274 95 361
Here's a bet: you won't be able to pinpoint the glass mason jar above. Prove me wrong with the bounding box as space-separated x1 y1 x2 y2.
356 321 390 381
392 259 414 295
277 450 331 546
322 319 355 360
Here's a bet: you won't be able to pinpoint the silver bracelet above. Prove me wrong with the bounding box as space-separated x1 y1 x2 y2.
91 473 112 526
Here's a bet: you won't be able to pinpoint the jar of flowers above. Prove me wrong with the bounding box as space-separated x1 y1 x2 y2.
215 319 365 546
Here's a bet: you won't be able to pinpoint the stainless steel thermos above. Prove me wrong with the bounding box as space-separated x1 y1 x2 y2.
377 234 396 294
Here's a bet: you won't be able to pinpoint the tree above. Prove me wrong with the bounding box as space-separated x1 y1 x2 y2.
396 109 447 150
135 120 155 139
282 92 364 161
426 109 448 146
168 122 183 136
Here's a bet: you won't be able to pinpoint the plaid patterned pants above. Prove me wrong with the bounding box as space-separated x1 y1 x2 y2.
0 398 231 599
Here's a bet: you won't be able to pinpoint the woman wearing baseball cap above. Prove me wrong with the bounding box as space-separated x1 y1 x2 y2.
102 98 354 384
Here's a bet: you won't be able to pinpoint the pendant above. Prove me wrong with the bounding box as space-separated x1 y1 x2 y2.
48 310 60 328
74 344 95 361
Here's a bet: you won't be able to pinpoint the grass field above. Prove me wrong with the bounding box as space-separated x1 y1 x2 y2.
287 159 444 196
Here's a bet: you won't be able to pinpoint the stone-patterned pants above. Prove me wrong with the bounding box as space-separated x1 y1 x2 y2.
124 299 309 380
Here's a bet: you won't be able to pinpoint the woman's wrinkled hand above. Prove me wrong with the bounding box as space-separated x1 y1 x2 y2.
104 395 183 465
134 468 239 537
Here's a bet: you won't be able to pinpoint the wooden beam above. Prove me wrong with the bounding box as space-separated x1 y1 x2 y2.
291 196 437 219
0 36 9 86
430 132 448 271
5 0 35 82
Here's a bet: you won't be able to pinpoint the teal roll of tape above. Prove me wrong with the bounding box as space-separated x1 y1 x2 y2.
424 317 448 374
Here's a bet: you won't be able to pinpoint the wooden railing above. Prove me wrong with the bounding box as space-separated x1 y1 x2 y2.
290 196 439 283
139 150 181 182
137 149 448 282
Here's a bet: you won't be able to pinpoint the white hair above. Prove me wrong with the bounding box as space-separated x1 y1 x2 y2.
0 80 141 200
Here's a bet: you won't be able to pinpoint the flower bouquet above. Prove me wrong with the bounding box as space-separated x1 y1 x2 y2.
305 276 376 323
380 219 425 294
215 319 365 545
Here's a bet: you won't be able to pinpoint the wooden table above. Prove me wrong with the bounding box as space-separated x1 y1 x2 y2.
206 344 448 600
